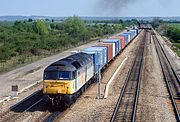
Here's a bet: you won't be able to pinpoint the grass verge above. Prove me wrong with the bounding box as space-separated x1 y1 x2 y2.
172 43 180 57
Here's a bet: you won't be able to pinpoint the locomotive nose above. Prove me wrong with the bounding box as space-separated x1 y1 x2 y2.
43 80 74 94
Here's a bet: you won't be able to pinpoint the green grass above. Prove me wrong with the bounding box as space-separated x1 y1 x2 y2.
166 23 180 57
0 21 14 25
173 43 180 49
172 48 180 57
0 43 3 46
172 43 180 57
168 23 180 28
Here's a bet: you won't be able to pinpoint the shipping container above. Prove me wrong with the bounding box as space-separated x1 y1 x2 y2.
130 30 136 38
129 30 135 38
83 47 107 74
129 31 134 38
135 29 139 34
117 34 130 45
128 30 134 40
111 36 125 49
83 49 101 74
103 39 120 54
92 46 107 65
124 32 133 41
133 29 138 35
95 43 113 62
102 42 115 58
137 29 140 34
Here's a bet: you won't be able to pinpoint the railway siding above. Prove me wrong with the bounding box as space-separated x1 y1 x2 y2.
0 90 44 122
153 32 180 121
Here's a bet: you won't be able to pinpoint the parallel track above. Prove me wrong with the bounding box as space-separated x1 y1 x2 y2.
35 111 61 122
0 90 44 122
110 30 147 122
153 32 180 122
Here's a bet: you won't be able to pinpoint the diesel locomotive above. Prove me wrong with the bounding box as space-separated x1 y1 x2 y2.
43 52 95 107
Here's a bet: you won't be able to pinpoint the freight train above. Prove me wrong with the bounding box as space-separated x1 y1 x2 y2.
43 28 140 107
138 21 152 30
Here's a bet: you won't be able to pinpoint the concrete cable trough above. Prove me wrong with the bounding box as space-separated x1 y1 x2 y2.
104 57 128 98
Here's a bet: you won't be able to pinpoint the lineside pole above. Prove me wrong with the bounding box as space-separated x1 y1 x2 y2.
97 65 102 99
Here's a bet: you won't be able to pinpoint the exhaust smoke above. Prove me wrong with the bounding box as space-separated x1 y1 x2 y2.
96 0 136 15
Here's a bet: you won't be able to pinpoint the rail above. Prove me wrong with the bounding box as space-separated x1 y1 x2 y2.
153 33 180 122
110 30 147 122
0 90 44 122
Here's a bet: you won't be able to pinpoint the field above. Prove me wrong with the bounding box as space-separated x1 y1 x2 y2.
168 23 180 28
172 43 180 57
167 23 180 57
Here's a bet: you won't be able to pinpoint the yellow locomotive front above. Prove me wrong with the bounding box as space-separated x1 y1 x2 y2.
43 59 78 107
43 71 75 95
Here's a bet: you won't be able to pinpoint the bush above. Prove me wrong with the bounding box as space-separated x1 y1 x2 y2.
33 20 49 35
173 43 180 49
0 46 12 61
18 56 26 64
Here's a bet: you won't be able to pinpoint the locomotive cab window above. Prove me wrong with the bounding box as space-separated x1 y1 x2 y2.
59 71 71 79
44 71 72 80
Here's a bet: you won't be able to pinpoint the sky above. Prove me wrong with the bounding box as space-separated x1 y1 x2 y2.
0 0 179 17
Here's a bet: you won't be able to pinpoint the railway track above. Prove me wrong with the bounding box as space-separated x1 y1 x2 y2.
35 111 61 122
0 90 44 122
153 32 180 122
110 30 147 122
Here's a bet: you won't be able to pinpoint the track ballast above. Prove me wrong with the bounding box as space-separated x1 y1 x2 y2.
153 31 180 122
110 30 147 122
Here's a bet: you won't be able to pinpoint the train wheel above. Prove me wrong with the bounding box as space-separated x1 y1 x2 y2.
72 95 76 103
64 95 73 107
81 87 85 94
84 84 87 91
43 95 53 107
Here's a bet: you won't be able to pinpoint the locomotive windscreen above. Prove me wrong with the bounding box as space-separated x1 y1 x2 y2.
44 71 71 80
